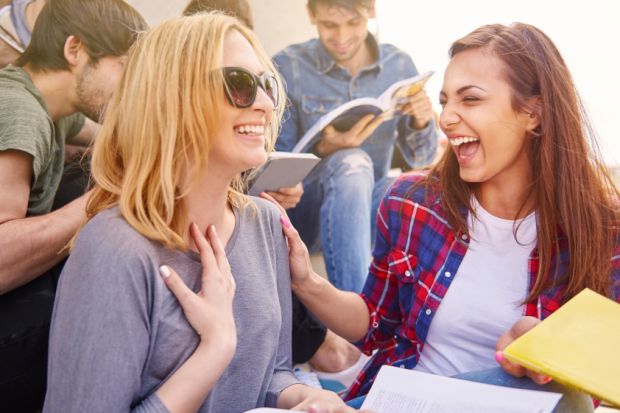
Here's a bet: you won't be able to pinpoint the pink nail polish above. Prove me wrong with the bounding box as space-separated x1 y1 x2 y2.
280 215 291 229
495 351 505 363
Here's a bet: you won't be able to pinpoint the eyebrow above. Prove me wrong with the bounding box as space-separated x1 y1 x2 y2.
439 85 486 98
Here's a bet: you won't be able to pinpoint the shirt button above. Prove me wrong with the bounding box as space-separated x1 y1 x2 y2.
372 322 379 328
425 309 432 316
405 270 411 277
461 234 468 240
445 271 451 278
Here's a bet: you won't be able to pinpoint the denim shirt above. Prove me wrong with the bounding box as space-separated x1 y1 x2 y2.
273 34 438 181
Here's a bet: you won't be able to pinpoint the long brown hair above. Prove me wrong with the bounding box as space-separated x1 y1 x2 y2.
425 23 619 302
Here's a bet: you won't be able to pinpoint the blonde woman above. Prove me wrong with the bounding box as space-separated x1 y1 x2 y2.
43 14 357 413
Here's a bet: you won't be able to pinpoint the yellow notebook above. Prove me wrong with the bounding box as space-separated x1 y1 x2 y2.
504 288 620 406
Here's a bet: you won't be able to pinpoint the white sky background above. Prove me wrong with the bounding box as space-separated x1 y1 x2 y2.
375 0 620 166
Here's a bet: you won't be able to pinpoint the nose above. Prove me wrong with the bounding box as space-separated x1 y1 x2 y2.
253 85 275 113
439 105 460 131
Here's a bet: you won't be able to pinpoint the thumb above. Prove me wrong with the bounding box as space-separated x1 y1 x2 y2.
323 125 336 137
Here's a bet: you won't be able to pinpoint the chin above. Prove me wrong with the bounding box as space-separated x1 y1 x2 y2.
243 153 268 170
458 168 485 184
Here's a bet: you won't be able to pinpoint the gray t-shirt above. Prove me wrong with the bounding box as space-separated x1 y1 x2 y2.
44 198 299 413
0 65 85 215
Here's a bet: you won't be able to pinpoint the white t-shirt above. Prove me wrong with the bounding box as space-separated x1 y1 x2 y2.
415 197 537 376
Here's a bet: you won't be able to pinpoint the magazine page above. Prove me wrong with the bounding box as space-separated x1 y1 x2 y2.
292 97 382 153
377 70 434 110
361 366 561 413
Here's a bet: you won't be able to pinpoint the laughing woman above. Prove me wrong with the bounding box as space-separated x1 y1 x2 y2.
272 23 620 412
43 14 355 413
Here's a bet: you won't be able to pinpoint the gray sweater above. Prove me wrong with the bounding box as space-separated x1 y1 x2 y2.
44 198 299 413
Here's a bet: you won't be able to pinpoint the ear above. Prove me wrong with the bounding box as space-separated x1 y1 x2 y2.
525 98 542 133
63 35 84 70
306 4 317 25
366 5 376 19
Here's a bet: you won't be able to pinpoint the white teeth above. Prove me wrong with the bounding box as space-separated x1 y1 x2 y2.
236 125 265 135
449 136 479 147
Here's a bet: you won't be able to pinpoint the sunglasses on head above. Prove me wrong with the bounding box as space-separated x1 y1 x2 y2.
222 66 279 109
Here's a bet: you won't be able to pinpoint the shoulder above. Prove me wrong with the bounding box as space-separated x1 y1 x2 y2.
273 38 320 68
384 170 442 208
244 196 282 228
75 208 160 267
0 67 48 127
377 42 417 73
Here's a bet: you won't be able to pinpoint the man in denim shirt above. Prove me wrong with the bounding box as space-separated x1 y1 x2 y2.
271 0 438 292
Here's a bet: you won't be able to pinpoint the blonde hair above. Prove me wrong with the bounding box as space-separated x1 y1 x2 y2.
85 13 285 250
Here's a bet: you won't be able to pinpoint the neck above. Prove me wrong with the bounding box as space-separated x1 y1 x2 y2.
24 65 77 120
476 172 535 220
339 39 374 77
183 168 235 247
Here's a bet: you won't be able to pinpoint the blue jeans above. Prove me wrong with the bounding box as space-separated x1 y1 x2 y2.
346 367 594 412
288 148 393 292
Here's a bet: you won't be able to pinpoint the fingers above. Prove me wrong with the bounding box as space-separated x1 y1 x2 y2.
350 113 378 135
159 265 196 308
494 350 526 378
266 190 302 210
494 350 551 385
525 369 553 385
190 223 218 275
206 225 230 275
361 113 387 136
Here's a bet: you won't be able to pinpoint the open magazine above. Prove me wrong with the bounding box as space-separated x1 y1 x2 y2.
291 70 434 153
247 151 320 196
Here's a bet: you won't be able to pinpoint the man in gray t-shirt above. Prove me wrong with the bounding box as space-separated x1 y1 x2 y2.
0 1 146 409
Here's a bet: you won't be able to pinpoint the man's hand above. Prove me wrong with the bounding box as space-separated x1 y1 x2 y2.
315 113 386 157
266 183 304 210
495 316 552 385
399 90 433 130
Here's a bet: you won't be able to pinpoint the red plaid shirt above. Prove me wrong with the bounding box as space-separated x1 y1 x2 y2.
346 172 620 400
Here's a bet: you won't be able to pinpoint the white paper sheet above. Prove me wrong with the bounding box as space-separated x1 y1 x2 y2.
361 366 562 413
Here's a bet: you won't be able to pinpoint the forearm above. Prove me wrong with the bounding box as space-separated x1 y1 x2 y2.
293 273 369 343
156 340 235 413
0 194 88 293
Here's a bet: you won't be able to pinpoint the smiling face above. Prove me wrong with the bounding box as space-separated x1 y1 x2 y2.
208 29 275 176
308 3 370 66
439 48 539 188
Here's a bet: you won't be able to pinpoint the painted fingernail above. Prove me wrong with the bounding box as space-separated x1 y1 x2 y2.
543 376 553 384
159 265 171 278
280 215 291 229
495 351 505 363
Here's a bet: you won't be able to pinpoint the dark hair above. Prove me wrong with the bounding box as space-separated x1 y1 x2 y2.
17 0 147 71
183 0 253 29
307 0 374 14
425 23 619 301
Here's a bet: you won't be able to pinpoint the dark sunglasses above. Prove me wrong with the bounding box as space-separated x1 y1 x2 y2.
222 66 279 109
